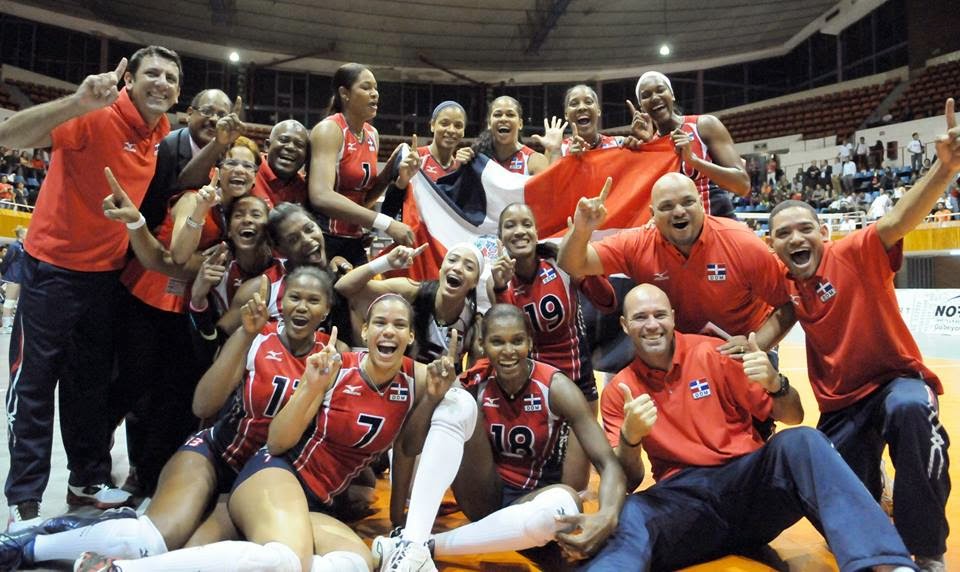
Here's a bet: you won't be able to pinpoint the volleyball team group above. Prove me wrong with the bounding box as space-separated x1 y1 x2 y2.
0 43 956 572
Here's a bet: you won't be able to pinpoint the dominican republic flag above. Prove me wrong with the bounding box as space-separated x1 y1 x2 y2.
523 393 543 412
817 280 837 302
388 384 409 402
689 378 712 400
706 263 727 281
396 137 681 281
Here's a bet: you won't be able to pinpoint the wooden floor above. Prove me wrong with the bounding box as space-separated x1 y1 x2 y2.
1 334 957 571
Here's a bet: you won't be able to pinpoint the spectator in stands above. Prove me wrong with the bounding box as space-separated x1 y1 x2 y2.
804 162 820 190
841 157 857 192
880 166 897 191
819 159 832 187
837 137 852 163
0 226 27 334
0 175 12 201
921 158 932 176
907 132 924 174
15 182 32 207
29 150 45 184
855 136 869 170
867 190 893 220
810 184 829 209
765 156 780 186
948 187 960 213
932 201 952 222
0 46 182 531
870 139 885 169
139 89 234 229
747 156 761 191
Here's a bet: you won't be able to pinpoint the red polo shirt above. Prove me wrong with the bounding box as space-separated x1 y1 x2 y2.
601 332 773 482
252 160 307 209
25 89 170 271
783 225 941 413
593 216 786 336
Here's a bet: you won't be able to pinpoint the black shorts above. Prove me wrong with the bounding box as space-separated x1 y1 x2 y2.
176 429 240 495
232 448 335 514
500 482 535 509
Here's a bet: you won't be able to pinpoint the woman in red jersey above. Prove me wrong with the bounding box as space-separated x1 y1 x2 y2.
13 268 337 569
489 203 616 491
309 63 419 266
75 294 461 572
635 71 749 218
471 95 565 176
374 304 625 571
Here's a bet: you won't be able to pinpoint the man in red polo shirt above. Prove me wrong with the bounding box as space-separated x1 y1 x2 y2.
764 99 960 571
252 120 309 208
581 284 914 571
0 46 181 531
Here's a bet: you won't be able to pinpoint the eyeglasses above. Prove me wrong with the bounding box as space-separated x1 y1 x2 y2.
195 107 229 119
222 159 257 171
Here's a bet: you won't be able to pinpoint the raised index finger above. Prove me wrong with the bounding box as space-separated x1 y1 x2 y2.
113 57 128 79
411 243 428 258
232 95 243 116
103 167 126 201
626 99 638 116
326 325 339 349
946 98 956 131
257 274 269 301
447 329 460 360
411 134 418 151
598 177 613 203
209 167 220 189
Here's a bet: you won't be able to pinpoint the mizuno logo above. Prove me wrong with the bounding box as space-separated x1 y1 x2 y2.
123 142 136 152
343 384 362 396
654 271 669 281
483 396 499 408
265 351 283 362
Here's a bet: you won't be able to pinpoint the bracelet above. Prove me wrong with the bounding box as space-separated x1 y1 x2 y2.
189 299 209 313
126 214 146 230
185 216 203 229
368 255 393 276
372 212 393 232
768 373 791 398
619 429 642 448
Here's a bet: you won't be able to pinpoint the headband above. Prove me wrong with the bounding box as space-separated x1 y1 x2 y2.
635 71 673 103
431 101 466 123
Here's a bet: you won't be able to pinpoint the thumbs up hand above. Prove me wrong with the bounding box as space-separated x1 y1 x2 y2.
741 332 778 391
619 382 657 446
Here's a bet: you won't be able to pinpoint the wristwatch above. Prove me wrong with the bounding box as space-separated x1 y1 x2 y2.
768 373 790 398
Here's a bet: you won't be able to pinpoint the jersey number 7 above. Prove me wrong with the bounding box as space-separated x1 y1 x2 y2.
353 413 386 448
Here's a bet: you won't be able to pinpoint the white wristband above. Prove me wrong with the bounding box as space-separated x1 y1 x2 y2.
372 213 393 232
368 255 393 276
126 214 147 230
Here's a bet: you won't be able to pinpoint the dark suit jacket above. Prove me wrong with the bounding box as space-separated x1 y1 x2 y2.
140 127 196 229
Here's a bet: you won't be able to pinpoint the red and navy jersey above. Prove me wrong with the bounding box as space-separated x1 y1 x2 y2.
497 145 536 175
559 134 622 157
464 359 564 490
674 115 714 212
417 146 458 182
319 113 379 238
212 257 286 316
495 258 591 384
288 352 416 503
209 322 330 471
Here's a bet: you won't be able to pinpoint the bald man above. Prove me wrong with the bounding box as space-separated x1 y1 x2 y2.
559 172 791 360
252 120 310 208
584 284 914 571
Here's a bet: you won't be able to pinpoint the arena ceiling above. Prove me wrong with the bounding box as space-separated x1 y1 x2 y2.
3 0 882 83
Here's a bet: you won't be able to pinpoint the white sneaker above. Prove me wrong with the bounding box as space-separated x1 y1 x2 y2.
372 534 402 570
67 484 132 509
6 501 42 533
380 540 436 572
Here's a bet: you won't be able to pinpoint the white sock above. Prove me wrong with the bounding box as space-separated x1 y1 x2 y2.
107 541 301 572
33 515 167 562
310 550 369 572
432 487 580 556
402 388 477 545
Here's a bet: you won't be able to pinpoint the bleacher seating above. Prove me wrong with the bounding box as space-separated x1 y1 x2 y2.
719 80 898 143
0 84 19 111
7 79 73 105
889 60 960 120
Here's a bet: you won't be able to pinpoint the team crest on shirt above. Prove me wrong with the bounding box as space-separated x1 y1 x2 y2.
523 394 542 412
342 384 363 396
539 266 557 285
509 156 524 171
689 378 712 400
389 384 409 402
816 280 837 303
706 263 727 282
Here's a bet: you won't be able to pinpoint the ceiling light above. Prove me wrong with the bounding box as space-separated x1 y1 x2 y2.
228 51 240 63
659 44 671 56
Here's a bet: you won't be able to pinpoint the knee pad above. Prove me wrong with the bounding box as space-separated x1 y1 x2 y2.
237 541 301 572
431 387 478 440
523 487 582 545
310 550 369 572
73 516 167 560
